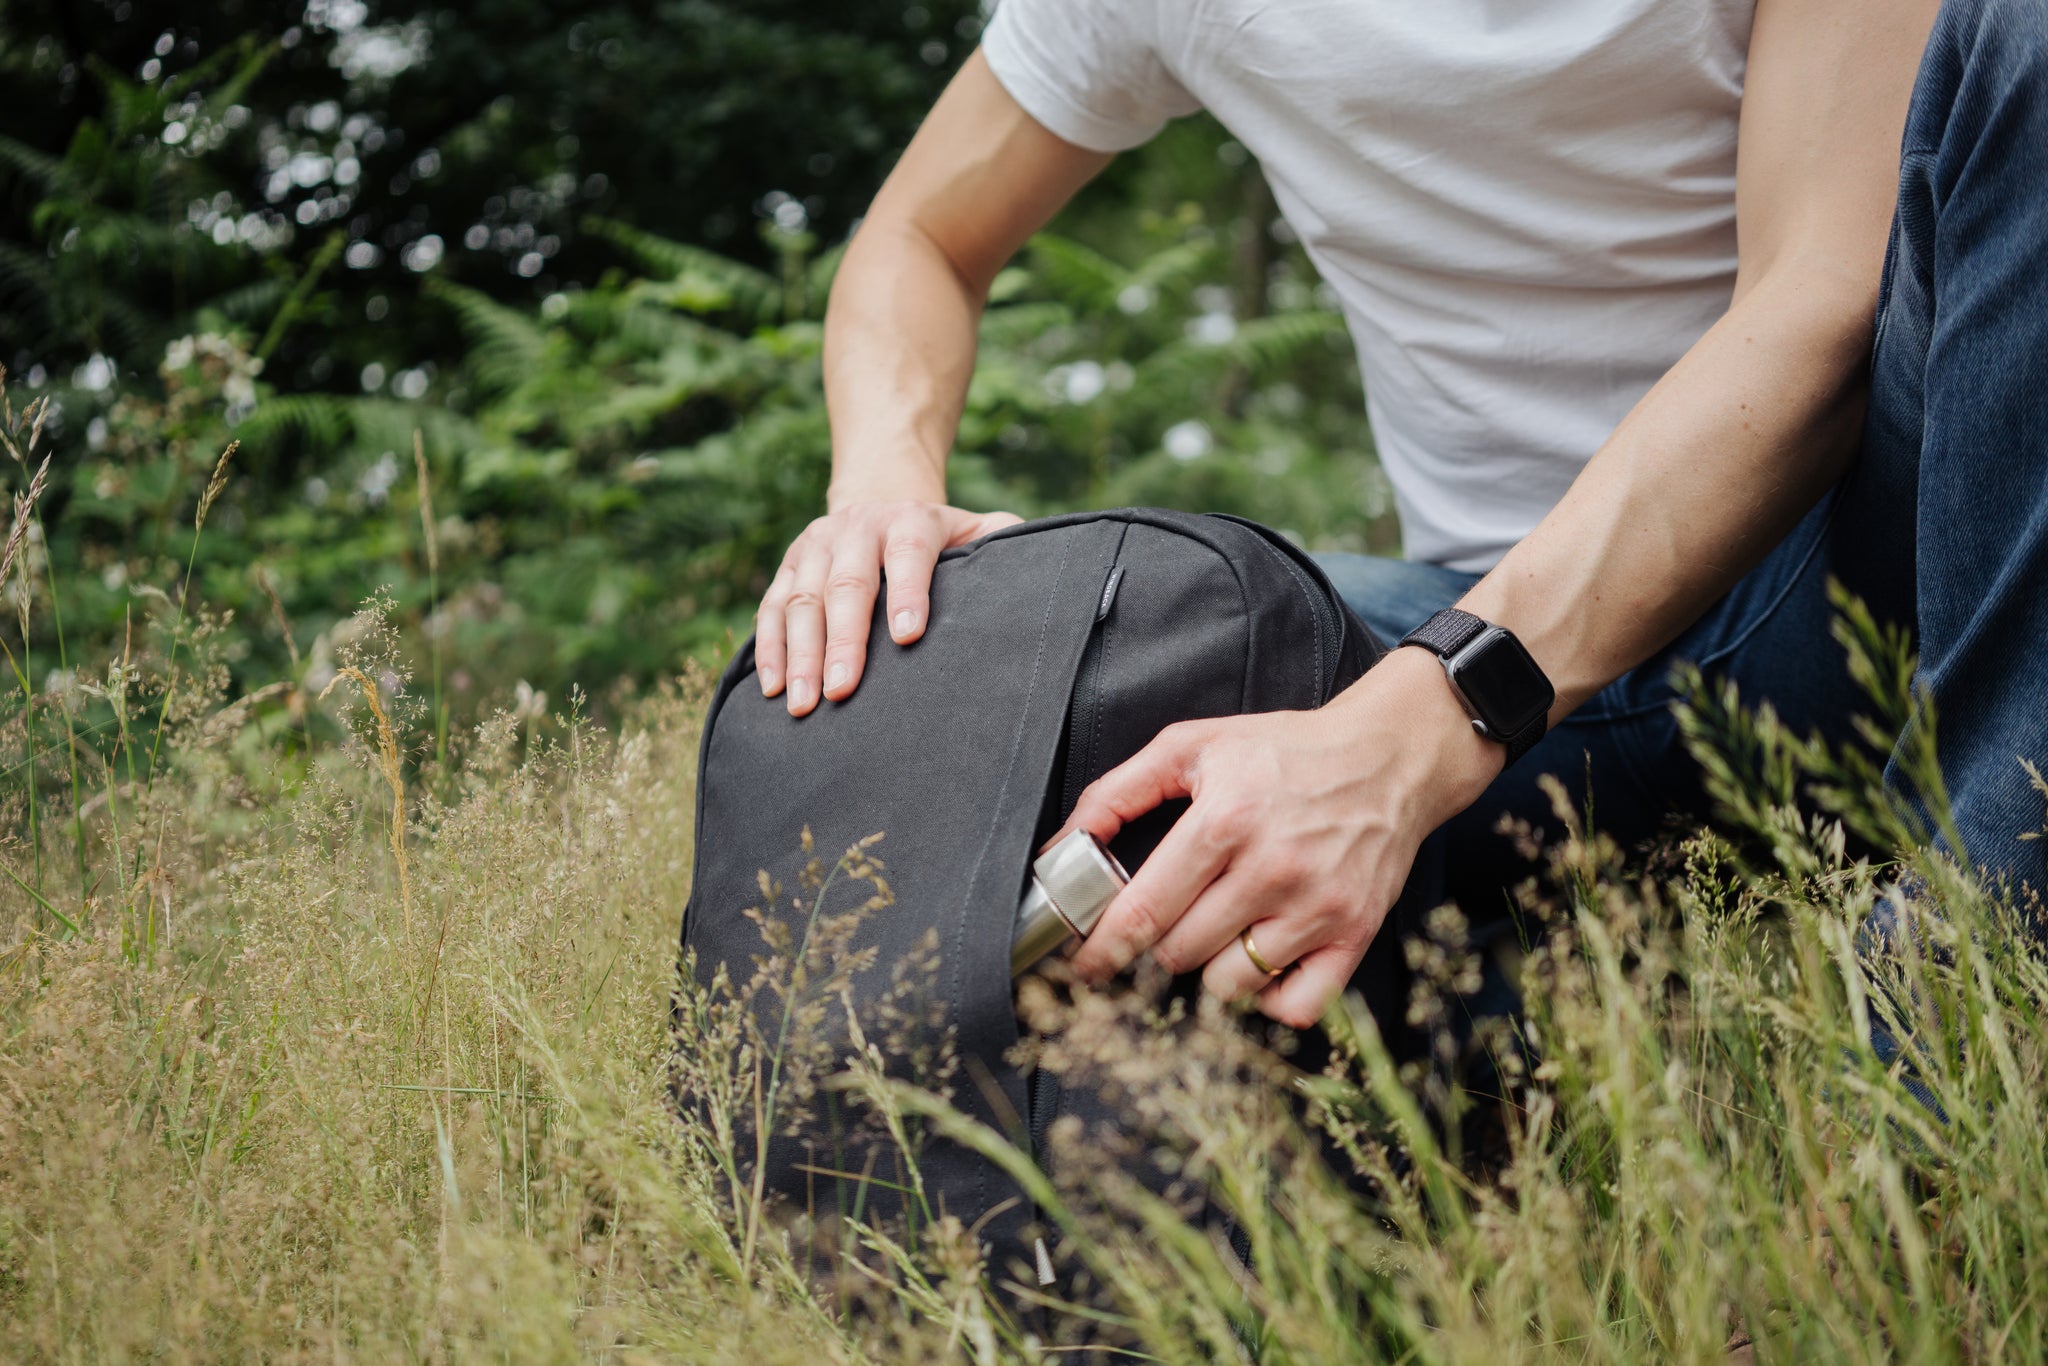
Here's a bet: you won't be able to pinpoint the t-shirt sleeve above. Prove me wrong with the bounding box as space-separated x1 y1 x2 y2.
980 0 1202 153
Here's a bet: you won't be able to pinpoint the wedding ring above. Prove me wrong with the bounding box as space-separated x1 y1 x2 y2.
1240 927 1283 978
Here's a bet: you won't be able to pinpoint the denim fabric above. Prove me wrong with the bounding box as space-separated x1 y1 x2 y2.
1849 0 2048 904
1319 0 2048 981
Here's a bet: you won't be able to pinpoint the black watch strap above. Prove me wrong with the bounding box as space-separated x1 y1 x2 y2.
1398 608 1548 767
1400 606 1490 659
1499 716 1546 768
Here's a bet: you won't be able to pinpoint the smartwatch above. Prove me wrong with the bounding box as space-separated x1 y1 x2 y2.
1397 608 1554 767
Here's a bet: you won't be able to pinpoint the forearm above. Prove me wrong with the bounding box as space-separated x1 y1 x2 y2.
821 220 981 510
818 50 1109 515
1459 264 1874 719
1456 0 1933 723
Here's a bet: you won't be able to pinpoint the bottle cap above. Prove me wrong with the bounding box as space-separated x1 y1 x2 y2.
1033 830 1127 938
1011 830 1130 977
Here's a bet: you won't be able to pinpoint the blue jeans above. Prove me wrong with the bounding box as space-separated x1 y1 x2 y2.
1318 0 2048 1008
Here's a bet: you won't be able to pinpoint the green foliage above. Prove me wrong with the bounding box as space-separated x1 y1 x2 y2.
3 5 1389 747
0 0 984 383
9 201 1387 762
0 32 285 366
9 15 2045 1362
230 202 1384 699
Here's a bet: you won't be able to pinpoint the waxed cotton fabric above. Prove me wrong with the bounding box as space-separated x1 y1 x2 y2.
681 508 1381 1276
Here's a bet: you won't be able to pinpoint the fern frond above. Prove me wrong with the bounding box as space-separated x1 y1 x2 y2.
1220 310 1347 371
976 301 1074 350
425 278 550 393
0 135 71 192
233 394 355 452
198 277 290 326
1127 240 1217 295
583 216 780 321
1133 310 1347 401
0 240 56 308
344 397 482 460
1025 234 1126 312
609 290 750 357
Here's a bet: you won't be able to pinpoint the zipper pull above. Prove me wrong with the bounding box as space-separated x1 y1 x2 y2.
1095 565 1125 622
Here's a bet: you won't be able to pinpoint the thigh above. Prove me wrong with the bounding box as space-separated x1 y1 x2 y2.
1847 0 2048 885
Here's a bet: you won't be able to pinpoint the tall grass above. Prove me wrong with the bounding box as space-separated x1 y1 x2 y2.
4 420 2048 1362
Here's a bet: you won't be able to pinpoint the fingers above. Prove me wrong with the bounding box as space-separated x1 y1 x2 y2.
758 503 1024 712
882 508 1023 644
821 529 882 702
881 517 939 646
756 561 795 697
1060 721 1209 851
963 509 1025 537
1069 811 1235 983
1147 870 1260 977
1200 913 1322 1004
1190 905 1368 1033
1253 942 1365 1032
781 541 831 716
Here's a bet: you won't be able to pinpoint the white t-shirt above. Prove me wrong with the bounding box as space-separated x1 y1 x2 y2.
983 0 1754 570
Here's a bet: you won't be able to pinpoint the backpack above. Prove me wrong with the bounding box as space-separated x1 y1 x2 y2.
680 507 1383 1284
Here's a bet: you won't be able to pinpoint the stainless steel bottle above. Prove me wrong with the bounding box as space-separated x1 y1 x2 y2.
1011 829 1130 977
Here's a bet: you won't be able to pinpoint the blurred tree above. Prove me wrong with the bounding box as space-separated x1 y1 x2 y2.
0 0 980 396
0 0 1388 751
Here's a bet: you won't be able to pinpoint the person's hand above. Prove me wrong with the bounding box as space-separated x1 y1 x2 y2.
757 499 1022 715
1057 647 1505 1029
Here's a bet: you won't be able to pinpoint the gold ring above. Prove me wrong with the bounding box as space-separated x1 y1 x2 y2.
1240 928 1283 977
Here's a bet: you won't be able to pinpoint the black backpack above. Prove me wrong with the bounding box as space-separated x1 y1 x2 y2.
680 508 1383 1281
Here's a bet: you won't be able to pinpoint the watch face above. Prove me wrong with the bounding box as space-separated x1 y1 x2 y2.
1447 628 1554 739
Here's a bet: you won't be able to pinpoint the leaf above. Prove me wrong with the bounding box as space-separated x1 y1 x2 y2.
233 394 355 452
0 135 71 193
1127 239 1217 295
583 215 781 323
425 278 551 394
1024 233 1127 312
976 301 1073 349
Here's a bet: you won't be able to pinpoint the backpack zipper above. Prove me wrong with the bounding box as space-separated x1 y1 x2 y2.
1030 558 1123 1255
1060 573 1118 817
1027 1060 1060 1182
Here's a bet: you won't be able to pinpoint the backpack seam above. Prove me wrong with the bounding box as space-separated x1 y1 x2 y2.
947 524 1079 1218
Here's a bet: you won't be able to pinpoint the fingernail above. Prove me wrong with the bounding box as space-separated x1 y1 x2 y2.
894 609 917 638
758 667 780 695
825 662 848 692
789 678 814 712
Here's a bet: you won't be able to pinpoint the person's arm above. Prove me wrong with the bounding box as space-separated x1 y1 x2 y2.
1458 0 1938 712
755 51 1111 716
1061 0 1940 1028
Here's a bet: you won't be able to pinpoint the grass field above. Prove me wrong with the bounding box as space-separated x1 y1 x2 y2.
5 413 2048 1362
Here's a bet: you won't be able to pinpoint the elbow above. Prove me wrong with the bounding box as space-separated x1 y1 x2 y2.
1732 258 1883 390
829 212 995 320
1731 239 1886 359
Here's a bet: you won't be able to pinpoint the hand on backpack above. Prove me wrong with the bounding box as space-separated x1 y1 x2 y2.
756 499 1022 716
1057 647 1505 1030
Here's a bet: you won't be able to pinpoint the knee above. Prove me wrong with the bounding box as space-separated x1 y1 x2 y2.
1932 0 2048 90
1904 0 2048 174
